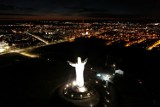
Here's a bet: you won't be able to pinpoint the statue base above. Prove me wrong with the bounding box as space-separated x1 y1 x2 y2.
57 82 100 107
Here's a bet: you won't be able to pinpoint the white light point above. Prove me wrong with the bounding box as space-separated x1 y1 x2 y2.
71 94 74 97
64 91 67 94
95 81 99 84
90 104 93 107
66 84 69 87
72 80 76 86
96 73 101 77
87 93 90 96
80 94 83 98
107 100 110 103
86 31 89 35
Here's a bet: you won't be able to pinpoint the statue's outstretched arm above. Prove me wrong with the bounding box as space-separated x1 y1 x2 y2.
83 58 88 64
67 61 76 67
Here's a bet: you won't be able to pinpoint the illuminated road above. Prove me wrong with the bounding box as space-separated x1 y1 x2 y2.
25 32 49 44
106 39 120 45
147 40 160 50
0 38 69 58
125 38 146 47
12 30 49 45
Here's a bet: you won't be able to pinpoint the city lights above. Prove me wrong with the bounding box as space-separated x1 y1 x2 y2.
0 21 160 55
0 41 10 53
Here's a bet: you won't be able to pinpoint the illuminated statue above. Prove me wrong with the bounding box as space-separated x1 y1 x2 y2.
67 57 87 88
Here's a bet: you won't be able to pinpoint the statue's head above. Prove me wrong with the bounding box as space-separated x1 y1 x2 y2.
77 57 81 63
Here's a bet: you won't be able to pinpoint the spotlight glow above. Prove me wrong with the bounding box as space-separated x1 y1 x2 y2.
78 86 87 92
96 73 101 77
103 74 111 81
72 81 76 86
96 73 111 81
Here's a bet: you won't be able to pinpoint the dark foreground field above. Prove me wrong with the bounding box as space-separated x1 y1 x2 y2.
0 38 159 107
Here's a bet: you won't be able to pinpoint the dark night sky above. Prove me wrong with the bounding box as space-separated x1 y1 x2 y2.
0 0 160 19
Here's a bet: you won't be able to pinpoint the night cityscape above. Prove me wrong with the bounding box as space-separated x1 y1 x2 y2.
0 0 160 107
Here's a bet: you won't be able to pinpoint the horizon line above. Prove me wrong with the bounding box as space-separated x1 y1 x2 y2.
0 15 160 21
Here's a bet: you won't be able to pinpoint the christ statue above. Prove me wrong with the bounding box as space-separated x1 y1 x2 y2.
67 57 87 88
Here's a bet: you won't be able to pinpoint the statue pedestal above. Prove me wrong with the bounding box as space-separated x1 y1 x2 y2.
63 85 95 100
57 82 100 107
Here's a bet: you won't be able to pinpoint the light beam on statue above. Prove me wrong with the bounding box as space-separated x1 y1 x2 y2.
67 57 87 92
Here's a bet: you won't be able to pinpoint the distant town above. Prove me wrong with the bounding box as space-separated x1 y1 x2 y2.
0 20 160 55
